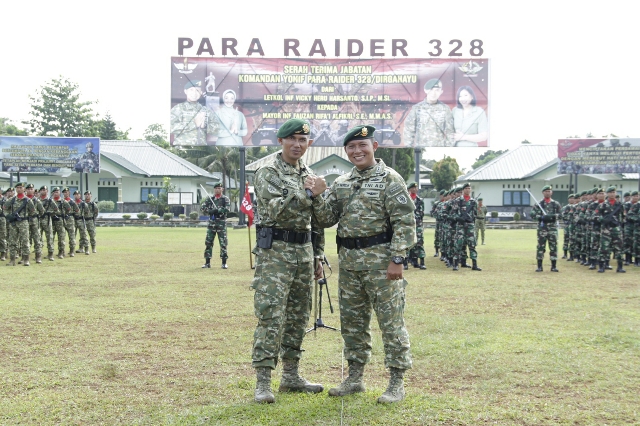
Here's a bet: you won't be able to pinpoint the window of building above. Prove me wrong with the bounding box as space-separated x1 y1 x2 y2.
503 191 531 206
141 188 164 202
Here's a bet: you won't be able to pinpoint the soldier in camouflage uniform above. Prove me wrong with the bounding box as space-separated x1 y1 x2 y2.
39 186 60 261
405 182 426 270
0 188 7 261
474 197 488 245
585 189 602 269
431 190 445 257
622 191 634 265
200 183 230 269
573 190 588 264
62 188 78 257
250 119 329 404
73 191 89 254
402 79 454 147
24 184 44 264
451 183 482 271
530 185 563 272
3 183 36 266
83 191 99 253
316 125 416 404
170 80 220 146
560 194 574 259
627 191 640 267
595 186 626 273
51 187 70 259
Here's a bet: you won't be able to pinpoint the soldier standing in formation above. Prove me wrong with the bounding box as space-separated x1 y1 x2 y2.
24 184 44 264
561 194 576 259
316 125 416 404
83 191 99 253
39 185 60 261
0 187 8 261
62 187 78 257
431 189 445 257
623 191 634 265
2 183 36 266
51 187 70 259
250 119 328 404
474 197 488 245
201 183 230 269
451 183 481 271
626 191 640 266
595 187 626 273
405 182 426 270
73 190 90 255
529 185 563 272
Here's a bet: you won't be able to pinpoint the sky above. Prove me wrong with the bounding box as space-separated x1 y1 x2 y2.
1 0 637 171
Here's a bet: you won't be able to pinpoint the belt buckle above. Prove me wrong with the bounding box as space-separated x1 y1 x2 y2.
355 239 362 249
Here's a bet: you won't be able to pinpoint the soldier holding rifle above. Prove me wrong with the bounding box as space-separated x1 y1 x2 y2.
529 185 562 272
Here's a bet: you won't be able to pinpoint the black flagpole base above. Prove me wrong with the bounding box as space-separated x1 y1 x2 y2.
306 317 338 333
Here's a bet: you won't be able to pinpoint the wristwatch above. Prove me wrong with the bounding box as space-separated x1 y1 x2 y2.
391 256 404 264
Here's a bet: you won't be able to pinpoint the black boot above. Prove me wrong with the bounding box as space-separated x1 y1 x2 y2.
411 257 419 268
433 250 439 258
616 260 626 273
446 258 452 268
550 260 558 272
598 261 605 273
589 259 596 270
535 259 543 272
419 257 426 270
636 257 640 267
605 260 612 270
222 258 228 269
461 258 472 268
472 259 482 271
452 260 459 271
403 259 408 270
567 252 574 261
202 258 211 268
562 250 567 259
624 254 631 265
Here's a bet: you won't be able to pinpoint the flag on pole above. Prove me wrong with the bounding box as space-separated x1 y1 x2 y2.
240 183 254 227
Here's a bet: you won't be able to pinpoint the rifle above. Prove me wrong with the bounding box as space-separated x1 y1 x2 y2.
526 188 556 227
199 184 216 220
603 202 623 227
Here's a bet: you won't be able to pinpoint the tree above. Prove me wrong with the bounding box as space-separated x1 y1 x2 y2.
375 148 415 180
420 158 437 169
146 177 176 214
430 156 462 190
144 123 170 149
521 139 531 144
98 113 129 140
27 76 98 136
471 149 508 170
0 117 28 136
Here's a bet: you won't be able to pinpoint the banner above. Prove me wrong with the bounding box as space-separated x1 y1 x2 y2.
557 138 640 174
0 136 100 173
240 185 254 227
170 57 490 148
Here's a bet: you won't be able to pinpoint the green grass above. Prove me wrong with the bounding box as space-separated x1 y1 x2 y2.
1 227 639 425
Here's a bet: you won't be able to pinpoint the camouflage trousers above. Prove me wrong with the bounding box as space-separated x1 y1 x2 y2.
572 224 584 256
623 223 635 255
634 225 640 258
590 226 602 260
64 219 76 252
0 217 6 253
251 244 314 369
582 224 593 258
8 220 30 256
455 223 477 261
75 219 88 250
441 223 453 257
408 225 425 259
337 268 412 370
204 222 227 259
86 219 97 248
536 225 558 260
562 224 571 252
474 219 485 243
598 226 623 262
40 217 54 254
27 218 42 256
434 221 441 250
51 219 66 253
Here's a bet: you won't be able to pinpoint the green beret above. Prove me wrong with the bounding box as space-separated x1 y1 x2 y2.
39 185 48 191
462 183 470 189
73 190 80 195
591 188 598 195
631 191 639 196
580 190 587 196
606 186 616 193
62 187 70 192
424 79 442 91
439 189 446 195
454 187 463 193
213 183 223 188
277 118 311 139
407 182 417 189
184 80 202 90
25 183 34 189
14 182 23 188
623 192 631 197
342 125 376 146
84 191 92 195
568 194 575 198
541 185 552 191
477 197 483 201
52 187 60 192
596 188 604 194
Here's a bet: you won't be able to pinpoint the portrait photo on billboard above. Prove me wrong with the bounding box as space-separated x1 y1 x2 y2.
557 138 640 174
170 57 490 148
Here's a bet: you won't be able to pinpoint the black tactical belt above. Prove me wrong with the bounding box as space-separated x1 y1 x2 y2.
337 232 392 250
51 217 62 222
272 228 312 244
74 215 82 220
28 216 38 221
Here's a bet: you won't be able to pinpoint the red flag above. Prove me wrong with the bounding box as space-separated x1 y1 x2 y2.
240 184 254 227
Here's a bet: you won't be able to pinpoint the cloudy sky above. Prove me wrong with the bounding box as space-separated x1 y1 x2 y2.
0 0 636 170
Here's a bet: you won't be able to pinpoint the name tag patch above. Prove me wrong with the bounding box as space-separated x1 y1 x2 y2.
335 182 352 189
364 190 380 198
363 183 386 190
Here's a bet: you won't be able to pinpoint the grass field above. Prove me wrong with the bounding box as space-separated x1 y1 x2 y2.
1 227 639 425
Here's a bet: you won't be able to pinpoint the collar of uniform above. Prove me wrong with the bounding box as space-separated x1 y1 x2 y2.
350 158 386 179
276 153 307 175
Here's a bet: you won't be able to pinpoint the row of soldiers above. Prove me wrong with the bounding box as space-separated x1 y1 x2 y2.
430 183 482 271
560 187 640 271
0 183 99 266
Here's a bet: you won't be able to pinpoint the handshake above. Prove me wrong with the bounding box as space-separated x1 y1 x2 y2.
304 175 327 198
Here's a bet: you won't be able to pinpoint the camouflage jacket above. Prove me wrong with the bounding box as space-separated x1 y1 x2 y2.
585 200 600 226
253 153 327 258
451 196 478 225
40 197 61 217
83 201 99 220
201 195 230 224
26 195 45 218
430 200 440 219
476 204 488 220
561 204 572 224
53 198 72 219
2 195 36 222
595 200 624 227
65 198 81 218
623 201 632 223
402 100 454 147
627 202 640 223
317 159 416 271
411 194 424 224
530 198 562 228
170 101 220 146
74 199 89 219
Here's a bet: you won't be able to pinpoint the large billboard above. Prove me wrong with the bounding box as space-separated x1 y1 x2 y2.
557 138 640 174
0 137 100 173
170 57 490 148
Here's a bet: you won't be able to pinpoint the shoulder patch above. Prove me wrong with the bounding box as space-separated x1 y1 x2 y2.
369 177 383 183
388 182 403 195
267 185 279 194
396 194 408 204
266 173 282 187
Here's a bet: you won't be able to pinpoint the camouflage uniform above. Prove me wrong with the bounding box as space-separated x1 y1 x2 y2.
251 153 328 369
40 196 60 259
318 159 416 370
74 199 89 253
26 195 44 260
627 201 640 264
201 194 230 260
52 197 71 256
430 199 441 254
623 199 634 261
3 195 36 264
0 197 6 257
530 198 563 261
474 204 487 244
170 101 219 146
451 195 479 266
561 203 572 256
586 200 601 265
64 197 79 254
595 199 624 263
407 194 425 262
84 200 99 251
402 101 454 147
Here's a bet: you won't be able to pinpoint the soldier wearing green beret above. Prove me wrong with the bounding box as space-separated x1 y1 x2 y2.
62 187 79 257
404 182 426 270
314 124 416 404
430 189 446 258
50 187 71 259
474 197 488 245
450 183 481 271
201 182 230 269
38 185 61 261
2 182 36 266
82 191 99 254
560 194 575 259
170 80 220 146
0 187 7 261
250 118 329 403
595 187 626 272
23 183 44 264
622 191 634 264
402 79 454 147
626 191 640 266
530 185 563 272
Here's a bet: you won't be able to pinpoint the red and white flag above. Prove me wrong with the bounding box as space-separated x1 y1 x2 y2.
240 184 254 227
